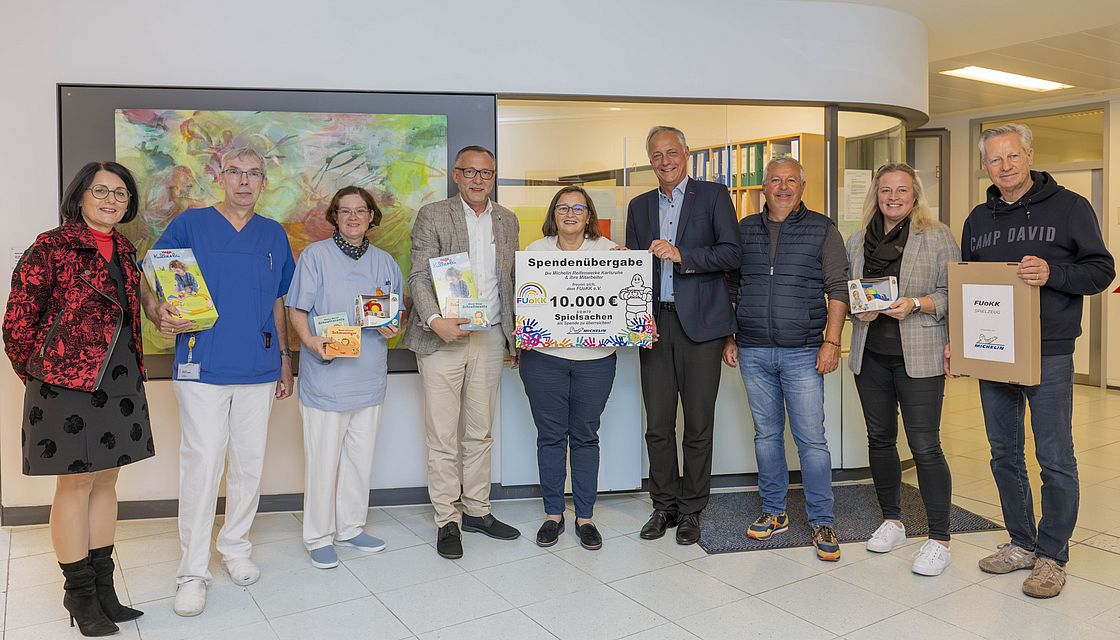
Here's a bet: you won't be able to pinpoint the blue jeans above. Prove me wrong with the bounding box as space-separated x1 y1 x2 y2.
979 354 1077 564
740 347 834 525
519 349 617 519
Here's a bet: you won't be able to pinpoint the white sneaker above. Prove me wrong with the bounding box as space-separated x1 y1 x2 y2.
174 579 207 617
912 539 952 576
866 521 907 553
224 556 260 586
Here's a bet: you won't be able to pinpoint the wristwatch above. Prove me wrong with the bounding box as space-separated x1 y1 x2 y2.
910 298 921 314
279 349 293 358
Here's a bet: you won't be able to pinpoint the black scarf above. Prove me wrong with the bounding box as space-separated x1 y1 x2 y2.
333 230 369 261
863 213 909 277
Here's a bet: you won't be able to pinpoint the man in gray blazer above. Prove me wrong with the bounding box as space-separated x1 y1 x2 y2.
403 145 521 559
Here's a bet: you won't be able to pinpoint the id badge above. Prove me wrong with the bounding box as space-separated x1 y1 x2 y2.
179 334 201 380
178 362 201 380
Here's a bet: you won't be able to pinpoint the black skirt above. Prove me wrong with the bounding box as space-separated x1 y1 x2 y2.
20 253 154 476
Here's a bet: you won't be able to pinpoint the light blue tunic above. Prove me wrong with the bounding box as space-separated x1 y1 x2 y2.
286 239 402 411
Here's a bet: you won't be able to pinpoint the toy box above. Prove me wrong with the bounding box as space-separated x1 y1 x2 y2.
354 289 401 329
848 276 899 313
143 248 219 331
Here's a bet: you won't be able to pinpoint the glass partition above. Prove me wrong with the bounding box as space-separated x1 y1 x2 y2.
497 100 826 248
836 111 906 241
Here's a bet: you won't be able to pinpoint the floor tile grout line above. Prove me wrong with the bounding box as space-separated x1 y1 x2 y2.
972 577 1120 624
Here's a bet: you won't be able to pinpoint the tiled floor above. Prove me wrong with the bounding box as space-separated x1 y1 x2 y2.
3 378 1120 639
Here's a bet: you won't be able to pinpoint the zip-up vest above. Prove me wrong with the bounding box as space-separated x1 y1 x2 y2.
735 205 830 347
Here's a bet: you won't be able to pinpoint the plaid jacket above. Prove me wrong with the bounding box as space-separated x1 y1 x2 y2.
846 223 960 378
401 197 518 356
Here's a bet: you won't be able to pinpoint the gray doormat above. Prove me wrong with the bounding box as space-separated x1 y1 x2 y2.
698 482 1003 554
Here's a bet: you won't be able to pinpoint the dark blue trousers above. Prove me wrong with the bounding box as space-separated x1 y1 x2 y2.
979 354 1078 564
519 349 617 518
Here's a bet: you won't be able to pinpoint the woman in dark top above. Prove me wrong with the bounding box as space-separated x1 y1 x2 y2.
4 162 153 636
845 163 960 577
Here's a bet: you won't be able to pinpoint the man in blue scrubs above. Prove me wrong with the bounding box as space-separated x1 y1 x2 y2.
142 147 295 617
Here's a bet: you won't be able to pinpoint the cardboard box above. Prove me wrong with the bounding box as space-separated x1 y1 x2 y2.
948 262 1041 385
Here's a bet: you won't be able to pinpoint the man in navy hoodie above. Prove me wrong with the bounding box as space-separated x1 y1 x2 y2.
958 123 1114 599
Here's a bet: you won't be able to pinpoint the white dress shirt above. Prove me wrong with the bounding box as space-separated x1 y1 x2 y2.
461 196 502 324
426 196 502 329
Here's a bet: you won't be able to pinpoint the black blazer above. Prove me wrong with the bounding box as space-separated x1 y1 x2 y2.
625 178 740 342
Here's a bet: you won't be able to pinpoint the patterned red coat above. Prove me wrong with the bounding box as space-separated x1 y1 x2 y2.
3 222 145 391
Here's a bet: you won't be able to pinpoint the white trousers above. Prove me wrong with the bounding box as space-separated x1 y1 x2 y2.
173 381 274 584
300 403 383 550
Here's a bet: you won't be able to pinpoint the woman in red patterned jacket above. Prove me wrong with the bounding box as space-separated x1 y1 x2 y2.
4 161 154 637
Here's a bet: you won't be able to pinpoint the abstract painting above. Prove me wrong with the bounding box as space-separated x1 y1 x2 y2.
115 108 448 354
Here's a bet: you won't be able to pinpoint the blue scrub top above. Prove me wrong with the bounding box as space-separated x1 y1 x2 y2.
286 239 402 412
153 207 295 384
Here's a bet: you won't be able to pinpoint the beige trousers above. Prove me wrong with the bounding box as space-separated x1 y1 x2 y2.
415 326 507 528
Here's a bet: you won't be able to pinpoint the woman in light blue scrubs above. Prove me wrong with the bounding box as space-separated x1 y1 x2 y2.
287 186 403 569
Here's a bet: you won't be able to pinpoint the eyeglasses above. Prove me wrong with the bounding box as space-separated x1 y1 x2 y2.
223 168 265 181
337 208 371 218
454 167 495 180
87 185 131 203
554 204 590 216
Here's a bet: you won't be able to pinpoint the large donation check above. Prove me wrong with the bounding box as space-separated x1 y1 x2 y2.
514 250 655 349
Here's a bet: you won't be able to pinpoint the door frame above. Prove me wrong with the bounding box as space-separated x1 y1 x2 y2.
906 128 951 225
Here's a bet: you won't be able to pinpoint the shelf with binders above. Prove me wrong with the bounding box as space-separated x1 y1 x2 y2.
689 145 734 188
728 133 829 219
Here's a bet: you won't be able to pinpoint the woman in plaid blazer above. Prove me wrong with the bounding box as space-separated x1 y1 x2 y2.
846 163 961 577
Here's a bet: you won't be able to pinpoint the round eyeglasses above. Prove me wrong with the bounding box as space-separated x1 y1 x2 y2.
87 185 131 203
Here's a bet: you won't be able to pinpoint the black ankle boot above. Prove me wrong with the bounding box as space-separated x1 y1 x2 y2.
89 545 143 622
59 558 119 637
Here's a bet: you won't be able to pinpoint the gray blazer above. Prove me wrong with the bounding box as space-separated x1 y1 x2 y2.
846 222 960 378
402 197 519 356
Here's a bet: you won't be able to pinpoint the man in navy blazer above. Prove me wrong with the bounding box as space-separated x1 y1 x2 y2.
626 126 740 545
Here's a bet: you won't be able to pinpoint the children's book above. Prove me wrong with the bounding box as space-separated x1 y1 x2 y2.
429 252 485 318
312 312 349 335
456 298 490 331
143 248 219 331
848 276 899 313
324 325 361 358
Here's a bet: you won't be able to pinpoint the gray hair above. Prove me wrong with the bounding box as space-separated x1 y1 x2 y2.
763 156 805 183
454 145 495 163
978 123 1033 161
220 146 267 176
646 126 688 153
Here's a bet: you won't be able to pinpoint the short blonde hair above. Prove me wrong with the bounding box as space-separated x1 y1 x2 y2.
860 163 937 234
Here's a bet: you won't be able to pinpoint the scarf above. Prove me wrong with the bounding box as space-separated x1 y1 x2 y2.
863 212 909 278
333 230 369 261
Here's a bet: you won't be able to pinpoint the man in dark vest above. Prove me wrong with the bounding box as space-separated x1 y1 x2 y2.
723 156 849 561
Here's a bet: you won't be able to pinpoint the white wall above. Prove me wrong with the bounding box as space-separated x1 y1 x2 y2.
928 94 1120 386
0 0 928 509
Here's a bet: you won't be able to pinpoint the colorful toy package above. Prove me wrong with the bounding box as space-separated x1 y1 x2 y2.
143 248 219 331
355 289 401 329
848 276 899 313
